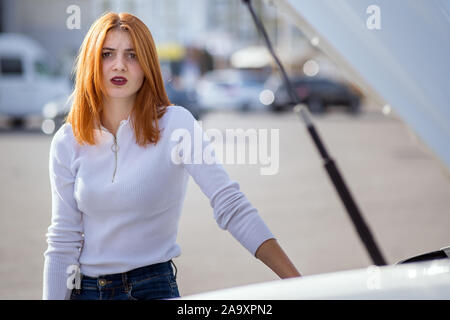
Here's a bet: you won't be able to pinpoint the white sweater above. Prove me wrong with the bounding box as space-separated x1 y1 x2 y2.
43 105 275 300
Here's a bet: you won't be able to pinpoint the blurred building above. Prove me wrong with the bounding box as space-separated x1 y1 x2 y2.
0 0 333 78
0 0 105 78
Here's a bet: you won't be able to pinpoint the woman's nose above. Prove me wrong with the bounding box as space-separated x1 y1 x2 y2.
112 56 126 71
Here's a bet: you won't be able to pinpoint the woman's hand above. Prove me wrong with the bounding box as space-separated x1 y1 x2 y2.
255 238 301 279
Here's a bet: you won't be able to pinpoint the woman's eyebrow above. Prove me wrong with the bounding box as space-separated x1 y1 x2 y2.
102 47 135 51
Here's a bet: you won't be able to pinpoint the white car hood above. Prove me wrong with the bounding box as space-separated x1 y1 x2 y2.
277 0 450 171
179 259 450 299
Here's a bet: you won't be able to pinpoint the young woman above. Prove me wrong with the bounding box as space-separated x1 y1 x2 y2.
42 12 300 300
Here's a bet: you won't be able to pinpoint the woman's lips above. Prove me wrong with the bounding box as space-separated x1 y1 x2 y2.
110 77 128 86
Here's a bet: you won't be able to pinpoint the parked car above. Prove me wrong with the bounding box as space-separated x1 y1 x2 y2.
195 68 268 112
265 75 362 114
0 33 72 128
165 79 203 120
41 94 72 134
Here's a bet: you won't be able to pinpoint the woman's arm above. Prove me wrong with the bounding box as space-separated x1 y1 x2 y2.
255 238 301 279
43 127 84 300
174 107 301 276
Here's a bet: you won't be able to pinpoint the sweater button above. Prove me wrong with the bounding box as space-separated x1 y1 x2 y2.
98 279 107 286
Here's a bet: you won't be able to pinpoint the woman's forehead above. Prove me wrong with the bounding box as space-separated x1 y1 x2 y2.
103 29 134 49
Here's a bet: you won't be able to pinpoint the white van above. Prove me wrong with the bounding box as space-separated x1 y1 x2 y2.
0 33 72 129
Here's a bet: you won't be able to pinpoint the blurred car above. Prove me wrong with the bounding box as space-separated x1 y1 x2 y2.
41 94 72 134
195 68 268 112
265 75 361 114
0 33 72 128
165 79 203 120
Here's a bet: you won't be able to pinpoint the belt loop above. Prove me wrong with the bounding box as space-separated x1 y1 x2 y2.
170 260 178 280
122 272 129 292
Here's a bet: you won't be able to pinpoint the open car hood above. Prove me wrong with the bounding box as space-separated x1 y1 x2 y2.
277 0 450 171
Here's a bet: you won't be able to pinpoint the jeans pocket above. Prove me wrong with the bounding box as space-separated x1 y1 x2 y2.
128 273 173 300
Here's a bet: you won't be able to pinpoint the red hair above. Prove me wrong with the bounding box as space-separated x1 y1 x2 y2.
66 12 172 146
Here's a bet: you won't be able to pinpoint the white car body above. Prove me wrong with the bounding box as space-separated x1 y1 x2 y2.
180 259 450 300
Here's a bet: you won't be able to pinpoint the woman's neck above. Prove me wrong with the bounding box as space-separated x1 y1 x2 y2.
101 96 134 136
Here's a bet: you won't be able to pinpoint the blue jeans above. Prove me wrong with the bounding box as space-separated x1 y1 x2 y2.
70 260 180 300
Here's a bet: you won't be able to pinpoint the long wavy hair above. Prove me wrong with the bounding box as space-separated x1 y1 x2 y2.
66 12 172 146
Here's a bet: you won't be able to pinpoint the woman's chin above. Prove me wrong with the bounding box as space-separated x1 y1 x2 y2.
104 92 136 100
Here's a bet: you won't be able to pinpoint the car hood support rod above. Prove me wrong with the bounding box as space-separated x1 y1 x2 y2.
242 0 387 266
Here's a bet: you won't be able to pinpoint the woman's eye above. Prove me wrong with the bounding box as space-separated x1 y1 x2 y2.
101 52 135 59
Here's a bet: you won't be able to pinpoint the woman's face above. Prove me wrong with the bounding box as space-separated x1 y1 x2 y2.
101 29 144 101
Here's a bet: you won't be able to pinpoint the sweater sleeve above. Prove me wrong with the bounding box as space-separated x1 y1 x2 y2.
43 125 84 300
172 107 276 256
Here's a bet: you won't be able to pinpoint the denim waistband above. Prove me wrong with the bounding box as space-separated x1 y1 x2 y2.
80 260 176 283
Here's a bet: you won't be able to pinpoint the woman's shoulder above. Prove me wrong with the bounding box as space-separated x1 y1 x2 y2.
50 122 78 154
163 105 196 127
164 105 194 117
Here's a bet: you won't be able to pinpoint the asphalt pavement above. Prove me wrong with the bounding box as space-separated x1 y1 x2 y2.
1 103 449 299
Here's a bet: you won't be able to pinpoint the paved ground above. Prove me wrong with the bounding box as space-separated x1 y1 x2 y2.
1 102 449 299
